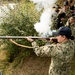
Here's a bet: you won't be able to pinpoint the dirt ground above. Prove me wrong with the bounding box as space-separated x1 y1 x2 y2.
13 54 51 75
0 50 75 75
12 54 75 75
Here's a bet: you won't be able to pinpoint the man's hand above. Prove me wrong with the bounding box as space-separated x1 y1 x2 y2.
26 37 34 42
49 37 58 43
9 39 14 42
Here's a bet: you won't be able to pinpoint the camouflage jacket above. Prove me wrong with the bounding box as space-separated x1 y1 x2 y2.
65 8 72 18
51 15 65 30
70 23 75 37
59 7 71 18
51 12 59 30
65 22 75 37
32 40 75 75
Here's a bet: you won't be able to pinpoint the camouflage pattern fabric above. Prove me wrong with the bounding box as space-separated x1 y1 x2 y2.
51 12 59 30
70 23 75 37
51 15 65 30
59 7 72 22
52 11 58 21
65 8 72 18
65 21 75 37
32 40 75 75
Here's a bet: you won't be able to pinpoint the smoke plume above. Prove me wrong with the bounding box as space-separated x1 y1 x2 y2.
30 0 57 37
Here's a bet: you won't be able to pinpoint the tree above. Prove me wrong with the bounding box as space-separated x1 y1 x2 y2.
0 0 41 63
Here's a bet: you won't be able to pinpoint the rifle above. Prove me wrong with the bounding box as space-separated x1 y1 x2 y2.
0 36 58 43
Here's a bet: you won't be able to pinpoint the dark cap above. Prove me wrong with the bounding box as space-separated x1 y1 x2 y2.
64 1 69 6
53 26 72 36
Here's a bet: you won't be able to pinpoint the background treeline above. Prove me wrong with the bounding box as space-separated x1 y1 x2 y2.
0 0 42 75
0 0 42 62
0 0 30 2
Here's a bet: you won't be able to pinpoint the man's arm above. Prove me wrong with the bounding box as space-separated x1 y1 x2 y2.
31 41 55 57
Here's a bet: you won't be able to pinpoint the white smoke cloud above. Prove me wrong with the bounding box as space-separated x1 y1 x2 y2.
30 0 57 37
34 8 54 37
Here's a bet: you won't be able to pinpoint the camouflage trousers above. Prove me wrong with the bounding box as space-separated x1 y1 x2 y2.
49 66 71 75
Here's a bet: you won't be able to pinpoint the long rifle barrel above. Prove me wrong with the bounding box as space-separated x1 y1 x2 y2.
0 36 49 39
0 36 58 43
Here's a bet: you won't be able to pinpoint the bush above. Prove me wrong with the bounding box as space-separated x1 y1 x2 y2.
0 0 41 63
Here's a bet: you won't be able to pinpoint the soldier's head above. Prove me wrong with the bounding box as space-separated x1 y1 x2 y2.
53 4 61 13
53 26 74 43
63 0 69 10
69 16 75 23
67 0 73 5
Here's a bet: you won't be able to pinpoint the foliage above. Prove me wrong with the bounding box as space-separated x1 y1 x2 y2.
0 0 41 63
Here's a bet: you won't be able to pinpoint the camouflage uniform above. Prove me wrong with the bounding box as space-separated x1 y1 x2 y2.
65 21 75 37
32 40 75 75
65 8 72 18
59 7 72 22
64 8 72 23
51 13 65 30
51 13 59 30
